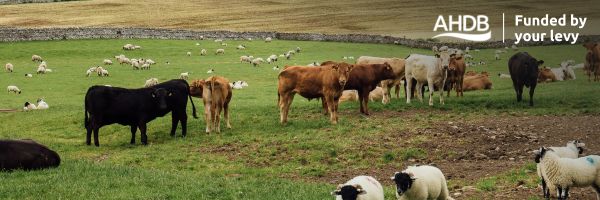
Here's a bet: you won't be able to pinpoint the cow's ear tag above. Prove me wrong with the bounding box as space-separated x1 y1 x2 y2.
152 93 156 98
168 92 173 96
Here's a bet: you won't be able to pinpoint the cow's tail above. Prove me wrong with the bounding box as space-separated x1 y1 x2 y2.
184 80 198 119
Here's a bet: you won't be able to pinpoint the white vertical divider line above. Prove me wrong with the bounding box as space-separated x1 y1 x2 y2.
503 13 505 43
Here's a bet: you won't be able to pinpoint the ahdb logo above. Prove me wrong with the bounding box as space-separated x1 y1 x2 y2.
432 15 491 42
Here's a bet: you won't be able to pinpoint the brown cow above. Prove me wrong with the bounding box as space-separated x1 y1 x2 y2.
321 61 395 115
583 42 600 81
355 56 405 104
189 76 232 133
278 63 353 124
538 67 557 83
446 55 466 97
463 73 493 91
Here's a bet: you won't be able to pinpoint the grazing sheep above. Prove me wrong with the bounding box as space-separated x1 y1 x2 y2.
265 37 272 42
23 102 36 111
25 73 33 78
179 72 189 80
207 69 215 74
214 39 223 43
295 46 301 53
5 63 13 72
31 55 43 62
134 45 141 49
7 85 21 94
145 59 156 65
269 54 278 62
538 147 600 199
221 43 228 46
103 59 113 65
36 65 46 74
266 57 273 64
200 49 207 56
285 53 292 60
131 60 141 70
307 62 320 67
44 69 52 73
39 61 47 69
495 53 500 60
272 66 280 71
331 175 384 200
215 49 225 55
394 40 400 45
85 67 96 77
187 51 192 56
36 98 49 110
497 73 511 79
196 43 200 46
464 54 473 60
251 58 264 67
99 69 109 77
141 63 150 70
144 78 159 87
240 55 252 63
391 165 454 200
534 140 586 198
123 44 134 50
236 45 246 50
118 57 131 65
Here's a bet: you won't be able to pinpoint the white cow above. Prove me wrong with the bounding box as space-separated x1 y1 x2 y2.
404 52 452 106
549 60 576 81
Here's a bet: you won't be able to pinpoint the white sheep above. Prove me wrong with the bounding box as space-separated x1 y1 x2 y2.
200 49 207 56
265 37 272 42
236 45 246 50
214 39 223 43
221 42 228 46
240 56 252 63
497 73 511 79
269 54 278 62
44 69 52 73
538 147 600 199
99 69 109 77
215 49 225 55
86 68 95 77
123 44 134 50
134 45 141 49
534 140 585 198
36 65 46 74
145 59 155 65
494 53 500 60
331 175 384 200
119 57 131 65
187 51 192 56
39 61 47 69
103 59 113 65
295 46 301 53
23 102 36 111
272 66 280 71
307 62 320 67
31 55 43 62
251 58 264 67
25 73 33 78
179 72 189 80
5 63 13 72
144 78 159 87
36 98 49 110
266 57 272 64
7 85 21 94
131 60 141 70
141 63 150 70
207 69 214 74
391 165 454 200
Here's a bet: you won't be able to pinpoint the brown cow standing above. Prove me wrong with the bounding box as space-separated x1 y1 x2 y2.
583 42 600 81
321 62 395 115
278 63 353 124
189 76 232 133
446 55 466 97
355 56 405 104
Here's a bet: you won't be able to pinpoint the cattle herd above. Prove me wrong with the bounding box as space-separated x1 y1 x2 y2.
2 40 600 200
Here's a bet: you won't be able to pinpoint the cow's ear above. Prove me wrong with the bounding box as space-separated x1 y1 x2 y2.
331 64 339 70
168 92 173 96
538 60 544 65
435 54 440 58
151 92 156 98
450 53 456 58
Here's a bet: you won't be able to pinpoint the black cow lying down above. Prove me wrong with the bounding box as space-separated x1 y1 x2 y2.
0 139 60 171
84 79 197 146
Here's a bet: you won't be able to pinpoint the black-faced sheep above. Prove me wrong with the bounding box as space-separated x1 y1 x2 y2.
331 175 384 200
391 165 454 200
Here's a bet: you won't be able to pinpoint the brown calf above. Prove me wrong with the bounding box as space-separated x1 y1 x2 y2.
446 56 466 97
278 63 353 124
538 67 557 83
583 42 600 81
190 76 232 133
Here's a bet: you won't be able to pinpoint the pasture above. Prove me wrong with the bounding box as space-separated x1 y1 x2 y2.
0 39 599 199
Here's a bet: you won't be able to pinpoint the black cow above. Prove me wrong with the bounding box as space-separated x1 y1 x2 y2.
508 52 544 106
0 139 60 171
84 79 197 146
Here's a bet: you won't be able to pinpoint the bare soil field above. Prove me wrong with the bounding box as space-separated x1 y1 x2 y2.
1 0 598 39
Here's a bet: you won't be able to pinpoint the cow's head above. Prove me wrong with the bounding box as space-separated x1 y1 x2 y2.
381 62 396 79
391 171 416 196
189 80 205 98
448 55 461 71
331 184 366 200
332 62 353 87
436 51 452 71
583 42 598 51
151 88 171 110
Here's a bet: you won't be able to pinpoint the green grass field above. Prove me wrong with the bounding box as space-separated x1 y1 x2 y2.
0 39 598 199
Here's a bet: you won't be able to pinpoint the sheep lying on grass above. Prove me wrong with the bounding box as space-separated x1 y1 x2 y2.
538 146 600 199
144 78 159 87
332 175 384 200
391 165 454 200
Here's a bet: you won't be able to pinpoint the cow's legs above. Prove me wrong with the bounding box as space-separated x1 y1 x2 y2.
405 75 413 104
224 101 231 129
529 84 536 106
321 97 328 115
139 123 148 145
513 82 523 102
180 111 188 137
214 103 222 133
279 93 294 125
130 125 137 144
357 90 365 114
381 80 390 104
170 113 179 137
93 126 100 147
394 83 401 99
426 79 435 106
458 77 464 97
86 120 93 145
360 89 370 115
324 95 337 124
204 102 211 133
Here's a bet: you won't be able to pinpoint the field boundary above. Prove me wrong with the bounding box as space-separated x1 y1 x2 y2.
0 27 598 49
